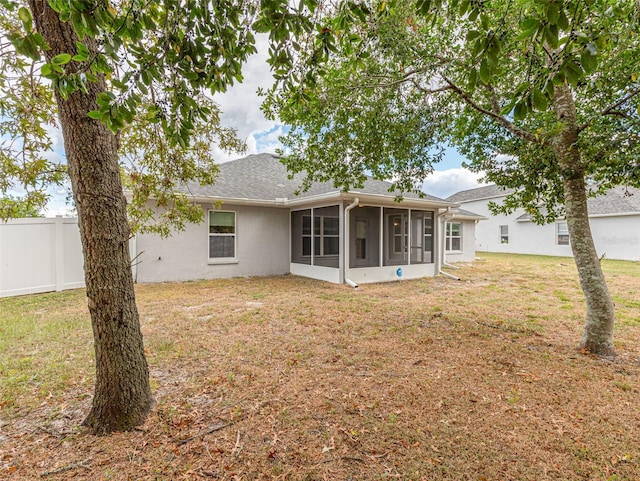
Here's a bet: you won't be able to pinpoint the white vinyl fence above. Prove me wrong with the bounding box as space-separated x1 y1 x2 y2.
0 217 85 298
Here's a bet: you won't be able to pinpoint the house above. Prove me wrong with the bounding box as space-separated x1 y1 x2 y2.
134 154 482 286
447 184 640 261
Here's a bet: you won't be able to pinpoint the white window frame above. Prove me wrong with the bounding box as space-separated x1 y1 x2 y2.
500 225 509 244
302 214 339 257
446 222 462 252
208 210 238 264
557 221 570 246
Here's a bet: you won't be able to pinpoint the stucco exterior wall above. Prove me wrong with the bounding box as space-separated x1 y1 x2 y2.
460 197 640 261
135 204 290 283
445 219 478 263
590 215 640 261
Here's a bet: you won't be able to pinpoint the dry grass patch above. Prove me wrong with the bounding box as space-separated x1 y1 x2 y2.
1 253 639 480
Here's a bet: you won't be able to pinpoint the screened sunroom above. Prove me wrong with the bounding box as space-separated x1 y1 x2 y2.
289 198 443 285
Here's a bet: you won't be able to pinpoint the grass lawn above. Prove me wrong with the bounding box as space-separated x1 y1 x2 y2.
1 252 639 480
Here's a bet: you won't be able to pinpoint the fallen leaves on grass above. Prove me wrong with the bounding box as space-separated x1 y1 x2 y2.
1 253 640 480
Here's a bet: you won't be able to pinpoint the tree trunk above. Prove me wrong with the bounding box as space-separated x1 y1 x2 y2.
28 0 153 433
553 84 616 357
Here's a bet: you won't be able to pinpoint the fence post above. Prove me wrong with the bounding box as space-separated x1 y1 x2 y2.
55 216 64 292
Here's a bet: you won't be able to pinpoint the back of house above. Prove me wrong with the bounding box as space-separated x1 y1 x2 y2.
134 154 483 286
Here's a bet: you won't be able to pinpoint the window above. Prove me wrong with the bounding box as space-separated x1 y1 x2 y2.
391 214 407 255
209 211 236 259
500 225 509 244
302 215 312 256
355 219 367 260
423 212 434 257
446 222 462 251
557 222 570 245
303 215 339 256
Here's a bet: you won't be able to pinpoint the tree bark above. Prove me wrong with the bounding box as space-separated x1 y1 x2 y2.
553 84 616 357
28 0 153 432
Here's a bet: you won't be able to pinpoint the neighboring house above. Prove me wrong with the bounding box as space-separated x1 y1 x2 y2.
134 154 481 286
447 184 640 261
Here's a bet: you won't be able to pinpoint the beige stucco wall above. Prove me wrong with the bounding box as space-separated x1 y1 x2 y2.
135 203 290 283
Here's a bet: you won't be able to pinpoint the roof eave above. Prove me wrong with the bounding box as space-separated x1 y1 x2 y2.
588 211 640 218
145 190 457 210
453 193 509 203
451 214 488 221
190 195 285 207
342 191 456 209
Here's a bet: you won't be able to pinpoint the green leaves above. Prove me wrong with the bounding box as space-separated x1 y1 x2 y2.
531 88 548 111
479 58 491 84
519 17 540 38
17 6 31 31
120 96 245 236
580 44 598 73
0 36 63 219
72 41 90 62
266 0 640 222
51 53 71 65
9 0 316 150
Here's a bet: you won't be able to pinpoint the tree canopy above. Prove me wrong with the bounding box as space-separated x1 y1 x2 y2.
0 6 63 218
1 0 315 225
267 0 639 206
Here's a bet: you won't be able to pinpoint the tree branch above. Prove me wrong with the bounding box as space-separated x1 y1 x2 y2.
356 68 424 90
410 78 454 95
578 87 640 133
441 75 548 146
40 458 92 477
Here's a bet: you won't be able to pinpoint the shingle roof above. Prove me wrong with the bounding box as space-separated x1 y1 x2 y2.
586 186 640 215
186 153 447 203
450 183 640 219
446 184 513 203
451 208 487 220
515 186 640 220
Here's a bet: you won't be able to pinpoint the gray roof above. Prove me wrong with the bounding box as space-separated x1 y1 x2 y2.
450 183 640 219
446 184 514 202
586 186 640 215
186 153 447 203
515 187 640 221
451 208 487 220
446 184 640 221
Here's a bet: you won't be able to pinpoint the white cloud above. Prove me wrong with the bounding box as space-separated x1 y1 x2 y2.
209 143 246 164
42 200 75 217
422 168 488 199
43 123 65 150
245 133 259 155
213 34 278 140
42 148 65 165
207 33 291 164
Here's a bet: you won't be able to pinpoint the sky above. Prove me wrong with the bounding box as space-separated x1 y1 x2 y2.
42 35 487 215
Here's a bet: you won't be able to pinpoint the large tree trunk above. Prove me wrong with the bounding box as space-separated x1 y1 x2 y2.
553 84 616 357
29 0 153 433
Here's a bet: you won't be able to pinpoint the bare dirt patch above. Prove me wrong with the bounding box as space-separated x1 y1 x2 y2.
1 253 639 480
